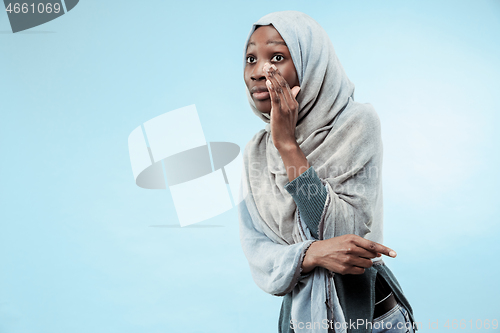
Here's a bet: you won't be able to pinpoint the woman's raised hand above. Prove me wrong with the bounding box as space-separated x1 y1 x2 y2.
301 234 397 275
263 62 301 151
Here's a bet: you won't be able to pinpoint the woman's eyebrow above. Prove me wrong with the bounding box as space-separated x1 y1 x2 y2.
247 40 287 48
266 40 287 46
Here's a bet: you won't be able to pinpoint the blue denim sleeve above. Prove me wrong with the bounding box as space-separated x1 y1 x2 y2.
284 166 328 239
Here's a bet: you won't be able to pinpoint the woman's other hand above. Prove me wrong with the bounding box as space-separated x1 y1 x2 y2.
301 234 397 275
263 62 301 151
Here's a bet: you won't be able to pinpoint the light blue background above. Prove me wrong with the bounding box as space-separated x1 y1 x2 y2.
1 1 499 332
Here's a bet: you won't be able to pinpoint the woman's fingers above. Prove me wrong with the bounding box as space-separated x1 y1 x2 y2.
265 79 281 114
352 236 397 258
291 86 301 99
265 65 284 111
311 236 395 276
348 255 374 269
348 266 366 275
351 245 380 260
264 63 298 112
267 64 295 110
306 235 397 276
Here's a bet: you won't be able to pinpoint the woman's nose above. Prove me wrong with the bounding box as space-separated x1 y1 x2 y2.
251 61 266 81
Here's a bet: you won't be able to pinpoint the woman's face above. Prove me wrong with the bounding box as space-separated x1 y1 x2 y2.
244 25 299 114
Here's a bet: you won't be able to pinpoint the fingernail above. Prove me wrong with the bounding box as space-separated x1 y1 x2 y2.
271 64 277 70
389 250 397 258
266 80 271 87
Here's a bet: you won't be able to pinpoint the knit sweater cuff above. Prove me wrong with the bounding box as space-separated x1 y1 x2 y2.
284 166 328 239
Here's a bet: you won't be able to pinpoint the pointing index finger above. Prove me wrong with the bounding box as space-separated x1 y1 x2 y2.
354 237 397 258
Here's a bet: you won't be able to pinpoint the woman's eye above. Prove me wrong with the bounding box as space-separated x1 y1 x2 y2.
272 55 284 62
246 56 256 64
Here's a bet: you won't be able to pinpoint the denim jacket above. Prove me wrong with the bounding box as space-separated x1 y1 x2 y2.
278 167 417 333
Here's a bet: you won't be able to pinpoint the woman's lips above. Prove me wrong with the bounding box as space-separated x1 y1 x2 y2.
253 91 270 100
251 86 270 101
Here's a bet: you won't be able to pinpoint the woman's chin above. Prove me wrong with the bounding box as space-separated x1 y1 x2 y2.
254 100 271 114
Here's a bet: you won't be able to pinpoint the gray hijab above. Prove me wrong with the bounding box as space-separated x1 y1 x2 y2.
239 11 384 332
242 10 383 245
244 11 355 144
